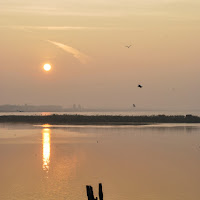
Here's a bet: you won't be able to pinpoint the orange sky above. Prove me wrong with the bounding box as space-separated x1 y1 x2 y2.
0 0 200 110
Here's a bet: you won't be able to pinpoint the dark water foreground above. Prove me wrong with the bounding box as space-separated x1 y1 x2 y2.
0 114 200 125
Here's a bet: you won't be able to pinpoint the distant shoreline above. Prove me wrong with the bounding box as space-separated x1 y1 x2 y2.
0 114 200 125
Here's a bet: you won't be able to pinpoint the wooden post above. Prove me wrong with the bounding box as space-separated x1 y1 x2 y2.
86 183 103 200
86 185 98 200
99 183 103 200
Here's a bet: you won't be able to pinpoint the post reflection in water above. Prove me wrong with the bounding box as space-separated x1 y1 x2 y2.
42 128 51 173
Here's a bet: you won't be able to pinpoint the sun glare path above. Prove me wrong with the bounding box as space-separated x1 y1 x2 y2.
42 124 52 128
43 63 51 71
42 128 51 173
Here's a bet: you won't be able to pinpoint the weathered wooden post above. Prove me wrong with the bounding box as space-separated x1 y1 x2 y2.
86 185 98 200
99 183 103 200
86 183 103 200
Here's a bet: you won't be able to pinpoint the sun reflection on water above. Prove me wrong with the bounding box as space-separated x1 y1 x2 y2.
42 128 51 173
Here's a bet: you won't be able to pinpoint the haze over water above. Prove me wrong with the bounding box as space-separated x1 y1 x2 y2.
1 123 200 200
1 0 200 110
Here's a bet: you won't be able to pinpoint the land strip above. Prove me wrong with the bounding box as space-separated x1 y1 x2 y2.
0 114 199 125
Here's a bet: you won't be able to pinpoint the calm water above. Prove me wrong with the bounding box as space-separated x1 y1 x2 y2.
1 123 200 200
1 110 200 116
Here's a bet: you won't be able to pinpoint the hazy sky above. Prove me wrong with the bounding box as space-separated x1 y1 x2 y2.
0 0 200 110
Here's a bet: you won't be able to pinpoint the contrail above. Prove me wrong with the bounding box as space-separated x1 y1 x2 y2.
47 40 91 64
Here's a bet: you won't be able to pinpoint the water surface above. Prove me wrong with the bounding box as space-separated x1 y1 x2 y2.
1 110 200 116
1 123 200 200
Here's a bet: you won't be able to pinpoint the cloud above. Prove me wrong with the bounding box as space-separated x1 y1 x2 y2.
47 40 91 64
0 6 124 17
0 25 109 31
0 25 142 31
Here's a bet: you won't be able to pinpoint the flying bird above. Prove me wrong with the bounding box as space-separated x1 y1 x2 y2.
133 104 136 108
138 84 143 88
125 45 132 48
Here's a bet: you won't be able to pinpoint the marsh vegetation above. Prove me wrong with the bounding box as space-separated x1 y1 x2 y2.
0 114 199 125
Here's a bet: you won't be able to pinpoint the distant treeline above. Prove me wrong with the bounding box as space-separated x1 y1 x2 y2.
0 104 63 112
0 114 200 124
0 104 124 112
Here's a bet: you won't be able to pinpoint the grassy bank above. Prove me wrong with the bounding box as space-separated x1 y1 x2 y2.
0 114 200 125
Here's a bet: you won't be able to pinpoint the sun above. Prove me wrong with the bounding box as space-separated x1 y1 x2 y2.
43 64 51 71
